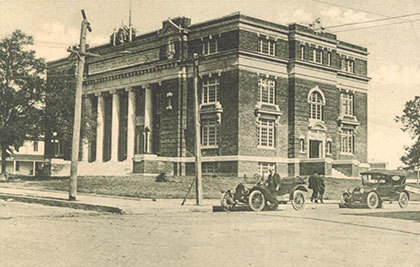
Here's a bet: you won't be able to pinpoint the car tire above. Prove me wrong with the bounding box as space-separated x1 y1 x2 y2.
291 190 305 211
340 192 351 208
248 190 265 212
398 192 409 209
220 190 235 211
366 191 380 209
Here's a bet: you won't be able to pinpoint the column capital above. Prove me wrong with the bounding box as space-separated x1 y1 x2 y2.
142 84 151 90
94 91 102 97
125 87 134 92
109 89 118 94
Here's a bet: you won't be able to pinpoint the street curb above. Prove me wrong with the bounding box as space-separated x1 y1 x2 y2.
0 193 124 214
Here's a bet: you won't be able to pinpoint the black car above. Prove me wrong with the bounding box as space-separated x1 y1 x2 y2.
339 170 409 209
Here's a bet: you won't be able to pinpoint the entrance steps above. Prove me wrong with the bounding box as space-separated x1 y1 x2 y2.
330 168 358 179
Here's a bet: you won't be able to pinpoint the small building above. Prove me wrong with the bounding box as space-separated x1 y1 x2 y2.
46 13 369 177
1 140 45 176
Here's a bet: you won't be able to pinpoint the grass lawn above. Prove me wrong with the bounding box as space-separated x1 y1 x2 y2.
4 175 420 201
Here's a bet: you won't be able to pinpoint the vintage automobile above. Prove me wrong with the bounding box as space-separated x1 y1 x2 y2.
339 170 410 209
220 174 308 211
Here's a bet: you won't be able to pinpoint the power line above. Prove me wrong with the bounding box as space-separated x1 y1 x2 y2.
324 12 420 29
332 18 420 33
312 0 392 18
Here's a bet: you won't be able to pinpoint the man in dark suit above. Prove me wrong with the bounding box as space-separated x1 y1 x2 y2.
318 174 326 203
308 173 319 203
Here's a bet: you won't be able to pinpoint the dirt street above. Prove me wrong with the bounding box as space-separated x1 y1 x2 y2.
1 200 420 267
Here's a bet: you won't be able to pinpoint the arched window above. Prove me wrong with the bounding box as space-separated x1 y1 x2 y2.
309 91 324 120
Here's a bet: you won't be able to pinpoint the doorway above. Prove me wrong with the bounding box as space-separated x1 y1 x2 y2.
309 140 322 158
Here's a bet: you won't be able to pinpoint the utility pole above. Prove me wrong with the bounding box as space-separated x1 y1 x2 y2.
193 53 203 205
68 10 92 201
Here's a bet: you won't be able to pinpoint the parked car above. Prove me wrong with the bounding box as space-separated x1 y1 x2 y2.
220 174 308 211
339 170 409 209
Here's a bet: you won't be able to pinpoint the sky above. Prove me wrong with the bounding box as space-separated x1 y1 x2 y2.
1 0 419 168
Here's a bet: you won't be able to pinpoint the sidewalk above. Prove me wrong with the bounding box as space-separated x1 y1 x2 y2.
0 184 344 214
0 185 218 214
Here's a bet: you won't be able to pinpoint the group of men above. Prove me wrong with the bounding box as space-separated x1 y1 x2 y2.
308 173 326 203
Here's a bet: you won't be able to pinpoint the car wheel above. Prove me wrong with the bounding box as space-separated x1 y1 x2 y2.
291 190 305 211
398 192 409 209
366 191 380 209
248 190 265 212
340 192 351 208
220 190 235 211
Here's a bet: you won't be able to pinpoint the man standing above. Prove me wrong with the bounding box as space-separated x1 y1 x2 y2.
308 172 319 203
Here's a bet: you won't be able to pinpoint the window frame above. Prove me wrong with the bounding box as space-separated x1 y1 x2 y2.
257 118 275 149
203 37 218 55
201 118 219 148
258 77 276 105
309 91 324 121
201 75 219 104
340 129 355 154
258 38 276 56
341 92 354 117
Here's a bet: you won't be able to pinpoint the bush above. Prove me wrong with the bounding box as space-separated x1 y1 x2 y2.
155 173 169 183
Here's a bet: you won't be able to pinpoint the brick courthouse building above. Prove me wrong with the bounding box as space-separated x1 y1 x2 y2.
47 13 369 177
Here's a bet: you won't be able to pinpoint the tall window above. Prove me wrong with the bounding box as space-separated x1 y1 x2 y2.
315 48 322 63
258 38 275 56
309 91 324 120
202 76 219 104
33 141 38 152
257 119 275 148
258 78 275 104
202 118 218 147
341 93 354 116
327 52 331 66
300 45 305 60
203 38 218 55
258 162 276 176
326 141 332 155
340 129 354 154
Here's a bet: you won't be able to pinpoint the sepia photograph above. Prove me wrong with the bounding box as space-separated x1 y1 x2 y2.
0 0 419 266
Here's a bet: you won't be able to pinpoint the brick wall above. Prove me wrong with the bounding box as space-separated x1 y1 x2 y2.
237 70 289 157
159 79 181 157
354 91 368 162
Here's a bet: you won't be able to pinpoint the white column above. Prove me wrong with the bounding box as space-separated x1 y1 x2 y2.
126 88 136 160
13 160 16 175
110 90 120 161
96 93 105 162
32 161 36 176
144 85 153 153
82 95 91 162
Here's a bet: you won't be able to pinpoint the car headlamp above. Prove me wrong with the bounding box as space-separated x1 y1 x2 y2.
360 188 365 194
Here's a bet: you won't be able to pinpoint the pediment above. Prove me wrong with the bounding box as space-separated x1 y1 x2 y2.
159 20 180 37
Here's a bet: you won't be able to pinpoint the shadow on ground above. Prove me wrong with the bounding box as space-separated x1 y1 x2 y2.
345 211 420 222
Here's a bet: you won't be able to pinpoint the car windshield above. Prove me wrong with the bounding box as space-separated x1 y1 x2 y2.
362 174 387 185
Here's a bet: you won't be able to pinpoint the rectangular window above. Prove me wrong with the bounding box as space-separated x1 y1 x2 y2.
341 93 354 116
33 141 38 152
258 78 275 104
201 118 218 147
257 119 275 148
15 161 20 171
203 38 218 55
202 162 218 175
258 162 276 176
315 49 322 63
340 129 354 154
202 76 219 104
258 38 275 56
300 45 305 60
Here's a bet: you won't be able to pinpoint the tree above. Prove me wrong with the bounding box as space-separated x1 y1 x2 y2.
0 30 46 175
395 96 420 169
44 70 96 161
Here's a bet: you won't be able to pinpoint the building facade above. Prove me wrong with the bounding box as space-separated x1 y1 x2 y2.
47 13 369 177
